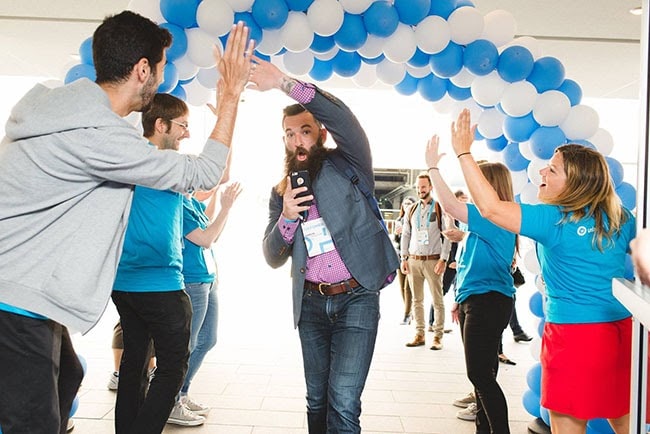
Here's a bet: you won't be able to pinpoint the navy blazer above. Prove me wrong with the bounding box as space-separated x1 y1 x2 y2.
262 86 400 328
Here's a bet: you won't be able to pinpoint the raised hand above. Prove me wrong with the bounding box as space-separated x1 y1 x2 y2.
425 134 445 169
450 109 476 157
213 22 254 97
247 56 286 92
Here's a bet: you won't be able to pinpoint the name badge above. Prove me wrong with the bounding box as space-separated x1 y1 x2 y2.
302 217 335 257
203 248 216 274
417 229 429 246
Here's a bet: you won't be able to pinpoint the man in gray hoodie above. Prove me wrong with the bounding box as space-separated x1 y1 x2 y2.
0 11 253 434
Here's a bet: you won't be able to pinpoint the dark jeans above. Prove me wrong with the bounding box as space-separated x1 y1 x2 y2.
508 294 524 335
459 291 513 434
111 290 192 434
0 311 83 434
298 287 380 434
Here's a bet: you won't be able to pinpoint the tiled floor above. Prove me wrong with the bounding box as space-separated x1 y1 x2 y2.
71 253 541 434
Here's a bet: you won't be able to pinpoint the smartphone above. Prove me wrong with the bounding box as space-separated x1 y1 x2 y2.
290 170 313 206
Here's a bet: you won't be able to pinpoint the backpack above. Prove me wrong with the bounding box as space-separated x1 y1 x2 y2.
407 199 443 234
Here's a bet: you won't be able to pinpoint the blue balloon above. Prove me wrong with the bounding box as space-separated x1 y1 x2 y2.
625 254 634 280
429 0 458 19
605 156 624 187
69 396 79 417
395 73 419 96
255 52 271 62
417 74 448 102
160 0 200 28
395 0 431 25
463 39 498 76
430 42 463 78
363 1 399 37
497 46 534 82
503 142 530 171
503 113 539 143
527 56 566 92
334 13 368 52
285 0 314 11
529 291 545 318
170 83 187 101
158 62 179 93
530 126 566 160
522 389 541 418
77 354 87 377
407 48 431 68
486 135 507 152
447 81 471 101
456 0 475 6
538 317 545 337
474 128 484 141
540 407 551 426
252 0 289 29
64 64 96 84
160 23 188 63
361 53 385 65
79 37 93 66
586 418 615 434
526 362 542 395
572 139 596 150
234 12 263 47
310 34 335 53
332 50 361 77
309 58 333 81
616 182 636 210
558 79 583 106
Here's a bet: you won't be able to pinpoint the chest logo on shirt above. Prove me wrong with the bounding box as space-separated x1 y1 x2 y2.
576 226 594 236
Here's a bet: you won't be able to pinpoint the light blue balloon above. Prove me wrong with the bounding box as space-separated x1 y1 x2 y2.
252 0 289 30
363 1 399 37
334 13 368 51
503 113 539 143
463 39 498 76
529 291 544 318
395 73 419 96
395 0 431 25
332 50 361 77
79 37 93 66
64 64 96 84
537 317 545 337
530 126 566 160
503 142 530 171
522 389 541 418
69 396 79 417
474 127 484 141
616 182 636 210
430 42 463 78
77 354 87 377
497 46 534 82
527 56 566 92
486 135 507 152
417 74 448 102
558 78 582 106
160 0 200 28
540 407 551 426
571 139 596 150
158 62 179 93
605 156 624 187
526 362 542 395
309 59 333 81
447 81 471 101
160 23 188 63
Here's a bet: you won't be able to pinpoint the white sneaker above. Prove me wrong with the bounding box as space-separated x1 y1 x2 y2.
180 395 210 416
167 402 205 426
107 371 119 391
456 402 478 421
452 391 475 408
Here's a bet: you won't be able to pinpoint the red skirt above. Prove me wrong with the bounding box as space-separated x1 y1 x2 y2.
540 318 632 420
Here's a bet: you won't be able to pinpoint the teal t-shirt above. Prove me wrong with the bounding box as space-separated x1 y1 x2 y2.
455 204 516 303
520 203 635 324
182 196 217 284
113 186 184 292
0 302 47 319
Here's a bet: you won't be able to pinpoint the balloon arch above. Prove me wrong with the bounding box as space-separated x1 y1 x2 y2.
63 1 637 432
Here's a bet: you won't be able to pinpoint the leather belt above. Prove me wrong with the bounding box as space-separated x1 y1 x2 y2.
304 278 360 296
410 254 440 261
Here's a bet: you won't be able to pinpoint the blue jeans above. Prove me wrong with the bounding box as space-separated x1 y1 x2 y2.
298 287 380 434
181 281 218 394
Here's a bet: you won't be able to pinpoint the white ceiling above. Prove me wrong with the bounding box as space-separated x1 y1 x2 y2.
0 0 644 99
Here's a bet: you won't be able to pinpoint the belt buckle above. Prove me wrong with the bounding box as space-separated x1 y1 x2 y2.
318 282 329 295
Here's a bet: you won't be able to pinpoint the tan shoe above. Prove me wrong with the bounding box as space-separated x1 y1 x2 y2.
430 336 443 350
405 335 425 347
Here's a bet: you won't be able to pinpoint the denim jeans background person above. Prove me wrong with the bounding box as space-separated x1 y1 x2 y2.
250 57 400 433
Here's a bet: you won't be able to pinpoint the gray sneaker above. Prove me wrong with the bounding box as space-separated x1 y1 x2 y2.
456 402 478 421
107 371 119 391
452 391 475 408
167 402 205 426
180 395 210 416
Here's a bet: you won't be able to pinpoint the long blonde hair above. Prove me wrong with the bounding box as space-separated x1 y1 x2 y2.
478 162 519 254
546 144 628 251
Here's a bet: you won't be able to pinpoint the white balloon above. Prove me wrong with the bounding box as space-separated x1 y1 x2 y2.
308 0 344 36
529 337 541 360
352 62 378 88
533 90 571 127
375 59 406 85
196 0 235 37
382 23 417 64
357 34 385 60
506 36 542 59
415 15 451 55
447 6 484 45
196 67 221 89
470 71 507 108
452 99 483 126
449 67 475 88
510 169 529 195
500 81 537 117
256 28 284 55
224 0 254 13
127 0 164 23
174 53 200 81
560 105 599 140
186 28 219 68
477 108 506 140
519 182 540 204
433 95 456 114
406 64 432 79
281 11 314 53
481 10 516 47
589 128 614 156
339 0 373 14
182 78 213 107
282 51 315 76
518 140 536 161
313 46 339 61
524 247 541 275
526 158 549 186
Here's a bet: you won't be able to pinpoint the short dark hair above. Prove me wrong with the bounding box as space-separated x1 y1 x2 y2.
93 11 172 85
141 93 188 138
282 104 322 129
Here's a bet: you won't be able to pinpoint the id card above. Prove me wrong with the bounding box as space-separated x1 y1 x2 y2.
203 248 217 274
417 229 429 246
302 217 335 257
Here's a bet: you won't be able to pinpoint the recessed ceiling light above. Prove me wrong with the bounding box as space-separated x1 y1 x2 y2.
630 6 643 15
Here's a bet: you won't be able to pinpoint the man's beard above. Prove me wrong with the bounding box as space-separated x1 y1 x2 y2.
138 72 158 113
284 138 329 181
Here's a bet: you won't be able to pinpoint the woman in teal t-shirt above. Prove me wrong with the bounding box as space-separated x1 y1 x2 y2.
452 109 635 434
426 135 516 434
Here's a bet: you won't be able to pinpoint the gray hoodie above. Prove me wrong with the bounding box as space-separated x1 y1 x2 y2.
0 78 229 333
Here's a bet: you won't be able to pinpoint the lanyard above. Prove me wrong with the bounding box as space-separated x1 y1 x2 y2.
415 200 433 231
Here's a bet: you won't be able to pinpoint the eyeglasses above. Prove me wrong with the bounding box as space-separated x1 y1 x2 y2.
169 119 189 131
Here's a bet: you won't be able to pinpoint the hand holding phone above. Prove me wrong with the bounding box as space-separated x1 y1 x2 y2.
290 170 313 207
